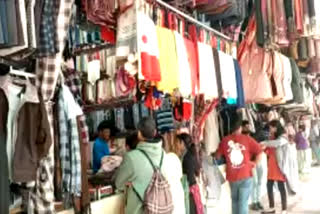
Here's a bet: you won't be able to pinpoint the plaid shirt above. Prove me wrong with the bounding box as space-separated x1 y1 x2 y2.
64 69 90 144
58 86 82 204
37 0 59 57
33 0 75 213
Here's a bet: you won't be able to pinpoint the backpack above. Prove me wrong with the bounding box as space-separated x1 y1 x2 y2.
134 149 173 214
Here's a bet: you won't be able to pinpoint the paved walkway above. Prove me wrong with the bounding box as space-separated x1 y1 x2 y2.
250 166 320 214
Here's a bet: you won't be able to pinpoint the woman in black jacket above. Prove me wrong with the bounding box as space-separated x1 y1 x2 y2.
177 133 203 214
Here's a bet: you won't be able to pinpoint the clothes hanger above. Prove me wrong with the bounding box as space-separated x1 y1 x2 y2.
9 66 36 79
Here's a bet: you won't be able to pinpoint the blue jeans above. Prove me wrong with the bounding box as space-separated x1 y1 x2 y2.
251 162 264 203
230 178 253 214
310 141 320 164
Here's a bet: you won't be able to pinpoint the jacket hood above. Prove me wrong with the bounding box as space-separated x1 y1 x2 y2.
136 140 163 160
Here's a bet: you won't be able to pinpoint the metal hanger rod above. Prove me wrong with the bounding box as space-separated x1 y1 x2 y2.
155 0 232 41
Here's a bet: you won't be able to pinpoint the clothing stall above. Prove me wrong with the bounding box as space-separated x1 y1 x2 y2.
2 0 320 214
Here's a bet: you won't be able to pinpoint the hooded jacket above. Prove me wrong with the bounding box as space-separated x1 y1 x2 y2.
115 139 166 214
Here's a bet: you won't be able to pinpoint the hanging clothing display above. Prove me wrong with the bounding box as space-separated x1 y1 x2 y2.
156 27 179 94
218 50 238 104
137 11 161 82
58 85 83 201
175 32 192 97
198 42 218 100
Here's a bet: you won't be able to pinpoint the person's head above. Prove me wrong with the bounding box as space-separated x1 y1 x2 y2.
269 120 286 138
126 132 139 151
299 124 306 132
241 120 251 135
230 113 243 134
98 121 113 141
137 117 157 141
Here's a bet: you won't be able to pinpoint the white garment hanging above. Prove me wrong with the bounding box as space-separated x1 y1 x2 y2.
175 32 192 97
280 54 293 101
218 51 238 101
198 42 218 100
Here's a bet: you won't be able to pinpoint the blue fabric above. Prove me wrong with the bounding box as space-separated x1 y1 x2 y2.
93 137 110 173
251 162 264 203
0 1 8 44
234 59 245 108
230 178 253 214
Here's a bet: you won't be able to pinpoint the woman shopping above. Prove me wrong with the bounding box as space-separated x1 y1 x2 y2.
177 133 204 214
261 120 299 214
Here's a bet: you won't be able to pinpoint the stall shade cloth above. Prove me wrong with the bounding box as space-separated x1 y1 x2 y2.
156 27 179 94
175 32 192 97
198 42 218 100
137 12 161 82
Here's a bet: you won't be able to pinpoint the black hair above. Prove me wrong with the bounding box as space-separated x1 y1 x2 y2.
97 121 118 137
177 133 193 149
138 117 156 139
299 124 306 131
126 132 138 150
230 113 243 133
269 120 285 138
98 121 112 132
242 120 250 127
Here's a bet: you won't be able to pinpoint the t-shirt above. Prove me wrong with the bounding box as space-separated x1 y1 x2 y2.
93 137 111 173
217 134 262 182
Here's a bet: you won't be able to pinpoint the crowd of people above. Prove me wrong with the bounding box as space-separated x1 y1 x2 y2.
90 114 320 214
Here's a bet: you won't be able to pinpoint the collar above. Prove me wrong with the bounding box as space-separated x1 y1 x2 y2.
0 75 39 103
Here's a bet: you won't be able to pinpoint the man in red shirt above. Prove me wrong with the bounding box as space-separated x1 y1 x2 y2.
216 114 263 214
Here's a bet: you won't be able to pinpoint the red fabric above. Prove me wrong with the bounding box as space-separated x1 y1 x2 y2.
295 0 303 34
217 134 263 182
187 25 200 96
140 52 161 81
189 184 204 214
183 101 192 120
101 26 115 44
265 148 286 181
184 38 199 96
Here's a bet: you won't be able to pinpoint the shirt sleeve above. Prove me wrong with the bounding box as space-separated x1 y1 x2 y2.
92 142 110 173
115 154 136 191
248 136 263 155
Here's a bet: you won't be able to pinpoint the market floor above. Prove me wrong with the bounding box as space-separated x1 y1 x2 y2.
250 166 320 214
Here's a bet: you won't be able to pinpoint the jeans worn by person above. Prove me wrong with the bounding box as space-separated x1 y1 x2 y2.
230 178 253 214
251 162 264 204
310 141 320 164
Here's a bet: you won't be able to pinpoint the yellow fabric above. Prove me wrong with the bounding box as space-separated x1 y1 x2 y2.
156 27 179 93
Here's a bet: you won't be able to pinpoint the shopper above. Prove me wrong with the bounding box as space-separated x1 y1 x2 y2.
92 121 116 173
261 120 299 214
295 124 311 174
216 114 263 214
162 134 186 214
309 120 320 166
115 117 168 214
177 133 204 214
242 120 265 211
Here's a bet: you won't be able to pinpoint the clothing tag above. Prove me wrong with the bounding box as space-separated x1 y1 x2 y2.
87 60 101 85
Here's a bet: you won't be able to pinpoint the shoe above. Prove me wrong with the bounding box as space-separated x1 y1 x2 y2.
257 202 264 210
250 203 260 211
261 208 276 213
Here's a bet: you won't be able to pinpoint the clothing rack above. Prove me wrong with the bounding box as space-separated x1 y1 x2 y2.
10 68 36 78
155 0 232 41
